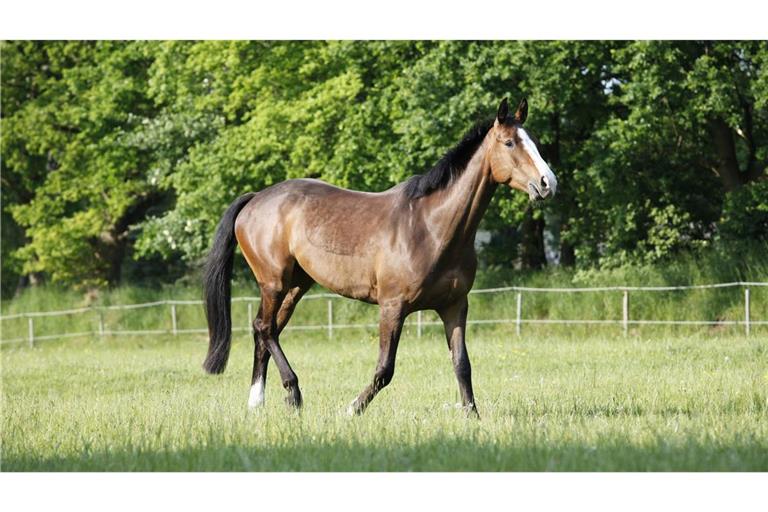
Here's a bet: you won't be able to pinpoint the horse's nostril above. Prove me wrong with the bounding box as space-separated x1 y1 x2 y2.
541 176 549 190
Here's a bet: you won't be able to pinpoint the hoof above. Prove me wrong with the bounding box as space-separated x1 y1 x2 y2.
466 404 480 419
347 400 361 416
285 392 303 409
444 402 479 418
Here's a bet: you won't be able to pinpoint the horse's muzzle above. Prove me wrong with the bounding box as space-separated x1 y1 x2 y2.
528 176 555 201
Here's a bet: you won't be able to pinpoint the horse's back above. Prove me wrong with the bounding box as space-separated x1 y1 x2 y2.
260 178 393 199
234 179 403 301
240 178 400 227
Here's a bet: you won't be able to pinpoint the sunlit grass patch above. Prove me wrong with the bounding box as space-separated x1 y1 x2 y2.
2 331 766 471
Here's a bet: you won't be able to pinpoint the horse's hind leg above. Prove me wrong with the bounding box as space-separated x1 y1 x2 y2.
249 268 313 408
249 324 270 408
253 267 316 409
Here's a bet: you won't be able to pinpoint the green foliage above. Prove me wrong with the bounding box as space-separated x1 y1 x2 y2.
571 41 767 267
2 41 766 293
2 41 159 288
718 179 768 243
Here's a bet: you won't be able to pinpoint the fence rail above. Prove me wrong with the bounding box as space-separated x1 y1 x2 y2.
1 281 766 346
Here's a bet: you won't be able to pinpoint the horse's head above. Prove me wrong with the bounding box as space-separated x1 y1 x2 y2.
487 98 557 201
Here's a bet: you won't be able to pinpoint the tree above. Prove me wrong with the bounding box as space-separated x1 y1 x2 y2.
573 41 767 267
2 41 765 294
2 41 159 288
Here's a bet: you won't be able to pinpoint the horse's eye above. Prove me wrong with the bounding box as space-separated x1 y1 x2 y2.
504 140 514 147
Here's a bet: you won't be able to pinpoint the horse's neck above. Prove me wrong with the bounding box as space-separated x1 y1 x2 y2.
420 140 497 257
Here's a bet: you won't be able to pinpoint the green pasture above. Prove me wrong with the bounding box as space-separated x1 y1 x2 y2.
2 327 766 471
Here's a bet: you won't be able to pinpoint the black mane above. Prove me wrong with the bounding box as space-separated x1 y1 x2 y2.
404 119 494 199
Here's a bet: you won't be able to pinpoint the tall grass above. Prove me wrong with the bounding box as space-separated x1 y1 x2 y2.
2 244 767 343
2 332 766 471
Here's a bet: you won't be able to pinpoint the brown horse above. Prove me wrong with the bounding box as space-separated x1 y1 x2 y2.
203 98 557 416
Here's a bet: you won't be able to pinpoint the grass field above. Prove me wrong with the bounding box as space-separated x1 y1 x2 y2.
2 326 767 471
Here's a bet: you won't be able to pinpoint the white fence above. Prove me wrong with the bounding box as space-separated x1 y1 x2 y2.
1 281 766 346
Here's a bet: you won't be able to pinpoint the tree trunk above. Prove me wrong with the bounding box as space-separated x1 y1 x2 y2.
711 118 743 192
520 207 546 270
100 191 165 286
560 240 576 267
544 109 577 267
105 235 127 286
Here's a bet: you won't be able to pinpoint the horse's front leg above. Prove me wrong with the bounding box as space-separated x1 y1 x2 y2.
348 301 405 415
438 297 479 418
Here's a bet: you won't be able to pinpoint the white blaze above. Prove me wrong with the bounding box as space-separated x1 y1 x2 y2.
518 128 557 194
248 377 265 408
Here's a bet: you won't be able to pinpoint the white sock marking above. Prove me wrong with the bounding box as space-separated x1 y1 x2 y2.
248 377 265 408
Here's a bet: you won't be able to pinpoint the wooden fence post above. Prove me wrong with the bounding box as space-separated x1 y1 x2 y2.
171 304 177 336
327 299 333 340
247 302 253 332
745 288 750 337
98 309 105 338
28 316 34 347
622 290 629 337
515 292 522 337
417 310 423 338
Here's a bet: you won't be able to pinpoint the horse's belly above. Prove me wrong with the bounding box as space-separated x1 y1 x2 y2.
293 249 378 303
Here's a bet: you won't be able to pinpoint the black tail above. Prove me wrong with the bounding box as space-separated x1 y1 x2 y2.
203 193 256 374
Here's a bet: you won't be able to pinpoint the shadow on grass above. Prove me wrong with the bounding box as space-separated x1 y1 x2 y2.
4 436 767 472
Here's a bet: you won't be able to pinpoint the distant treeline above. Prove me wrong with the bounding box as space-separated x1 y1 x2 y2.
2 41 767 296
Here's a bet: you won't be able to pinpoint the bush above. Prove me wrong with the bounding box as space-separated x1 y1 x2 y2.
718 180 768 243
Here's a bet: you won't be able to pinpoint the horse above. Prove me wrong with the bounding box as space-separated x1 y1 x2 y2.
202 98 557 417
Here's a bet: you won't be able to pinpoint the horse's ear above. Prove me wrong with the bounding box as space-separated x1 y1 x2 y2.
514 98 528 125
496 97 509 124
